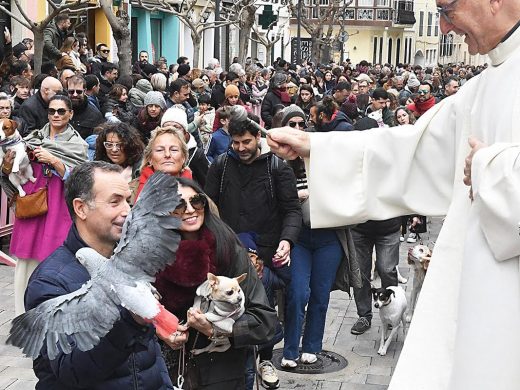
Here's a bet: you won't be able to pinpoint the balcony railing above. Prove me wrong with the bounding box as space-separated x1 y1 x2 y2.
393 0 415 24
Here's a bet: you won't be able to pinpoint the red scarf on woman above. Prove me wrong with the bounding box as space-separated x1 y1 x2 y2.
135 165 192 199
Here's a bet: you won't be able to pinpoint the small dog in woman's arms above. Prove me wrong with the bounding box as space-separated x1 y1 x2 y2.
372 286 407 356
0 118 36 197
190 273 246 355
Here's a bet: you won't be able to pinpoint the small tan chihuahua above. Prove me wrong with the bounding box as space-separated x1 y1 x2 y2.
191 272 247 355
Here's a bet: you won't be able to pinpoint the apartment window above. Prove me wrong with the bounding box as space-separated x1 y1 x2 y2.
373 37 378 64
312 7 319 18
377 10 390 20
387 38 392 64
427 12 433 36
396 38 401 64
435 13 439 36
376 0 389 6
344 9 355 19
319 0 329 5
419 11 424 37
358 9 373 20
379 37 383 63
357 0 374 7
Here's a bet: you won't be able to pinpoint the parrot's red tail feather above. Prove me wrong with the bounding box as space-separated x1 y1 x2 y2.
149 304 179 340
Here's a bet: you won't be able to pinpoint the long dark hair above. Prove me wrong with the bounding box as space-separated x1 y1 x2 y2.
176 177 240 272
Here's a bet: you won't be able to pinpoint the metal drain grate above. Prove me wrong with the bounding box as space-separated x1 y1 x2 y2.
271 349 348 374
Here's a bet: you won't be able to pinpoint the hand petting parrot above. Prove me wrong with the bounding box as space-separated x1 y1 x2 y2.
7 172 182 360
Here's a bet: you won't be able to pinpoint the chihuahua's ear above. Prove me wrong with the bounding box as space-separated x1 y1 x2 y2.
390 290 395 297
371 287 377 294
236 273 247 284
11 120 17 130
208 272 219 287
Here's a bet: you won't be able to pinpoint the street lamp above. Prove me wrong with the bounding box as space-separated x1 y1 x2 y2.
214 0 220 59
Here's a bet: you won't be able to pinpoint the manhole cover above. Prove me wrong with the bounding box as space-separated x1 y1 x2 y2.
271 349 348 374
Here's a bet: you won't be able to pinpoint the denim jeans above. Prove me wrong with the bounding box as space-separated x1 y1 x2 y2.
351 228 400 320
283 226 342 360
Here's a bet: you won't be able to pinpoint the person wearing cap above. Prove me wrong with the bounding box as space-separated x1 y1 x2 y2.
161 106 210 187
210 71 240 110
278 104 360 369
211 83 250 132
134 90 166 142
261 72 291 129
399 73 420 102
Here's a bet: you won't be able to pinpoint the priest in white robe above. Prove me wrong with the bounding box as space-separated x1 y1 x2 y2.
267 1 520 388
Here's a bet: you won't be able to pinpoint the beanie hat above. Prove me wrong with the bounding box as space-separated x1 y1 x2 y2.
144 91 166 110
177 63 191 77
407 75 420 88
280 104 306 126
237 232 258 255
192 78 204 89
225 84 240 98
161 106 188 130
136 78 153 94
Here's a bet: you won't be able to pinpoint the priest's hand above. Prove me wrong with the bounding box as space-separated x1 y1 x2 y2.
464 136 487 200
267 127 311 160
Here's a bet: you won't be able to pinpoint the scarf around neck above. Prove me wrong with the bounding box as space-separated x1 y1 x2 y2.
24 123 88 168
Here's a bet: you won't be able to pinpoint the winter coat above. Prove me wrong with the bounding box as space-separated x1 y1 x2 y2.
261 90 289 129
154 227 277 387
43 22 73 63
98 76 114 108
210 82 226 109
206 127 231 163
18 91 48 132
88 55 107 77
319 110 354 132
332 227 363 293
25 226 173 390
205 150 302 263
70 96 105 139
186 134 210 188
134 107 162 142
12 115 29 137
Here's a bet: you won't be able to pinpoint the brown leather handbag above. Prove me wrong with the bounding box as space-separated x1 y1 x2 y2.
15 186 48 219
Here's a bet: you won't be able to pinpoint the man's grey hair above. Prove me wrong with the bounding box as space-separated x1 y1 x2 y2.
207 58 220 69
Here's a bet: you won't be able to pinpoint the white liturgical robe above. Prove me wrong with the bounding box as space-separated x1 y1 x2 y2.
305 25 520 390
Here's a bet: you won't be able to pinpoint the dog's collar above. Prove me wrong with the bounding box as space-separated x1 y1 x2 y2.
0 134 22 147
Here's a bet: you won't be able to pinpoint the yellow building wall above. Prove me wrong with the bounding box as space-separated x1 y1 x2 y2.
94 9 111 49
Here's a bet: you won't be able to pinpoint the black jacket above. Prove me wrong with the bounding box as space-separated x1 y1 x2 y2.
210 82 225 109
205 150 302 263
70 97 105 139
98 76 114 108
319 110 354 132
12 115 29 137
25 226 173 390
18 91 48 132
187 143 209 188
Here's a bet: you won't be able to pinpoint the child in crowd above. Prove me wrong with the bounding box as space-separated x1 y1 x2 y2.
205 107 231 163
194 93 215 149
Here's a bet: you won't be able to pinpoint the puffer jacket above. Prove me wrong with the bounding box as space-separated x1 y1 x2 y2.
25 226 173 390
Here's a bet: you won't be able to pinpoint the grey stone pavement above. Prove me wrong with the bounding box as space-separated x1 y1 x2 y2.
0 218 442 390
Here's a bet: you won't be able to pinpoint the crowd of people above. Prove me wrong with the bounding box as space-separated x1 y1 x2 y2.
0 11 486 390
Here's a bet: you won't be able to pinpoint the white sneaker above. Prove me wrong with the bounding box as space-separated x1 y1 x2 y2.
281 357 298 368
400 235 405 242
301 353 317 364
406 233 417 243
258 360 279 389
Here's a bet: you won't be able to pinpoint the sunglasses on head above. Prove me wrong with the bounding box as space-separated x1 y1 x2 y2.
174 193 207 214
48 108 69 116
288 120 306 128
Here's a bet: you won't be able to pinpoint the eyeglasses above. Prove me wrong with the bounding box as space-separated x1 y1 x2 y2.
103 141 123 151
68 89 84 96
48 108 70 116
418 89 431 95
173 193 207 214
437 0 460 24
101 49 110 54
288 121 306 129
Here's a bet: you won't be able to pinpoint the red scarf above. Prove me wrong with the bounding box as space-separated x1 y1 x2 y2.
154 227 217 316
135 165 192 199
273 88 292 105
408 96 436 117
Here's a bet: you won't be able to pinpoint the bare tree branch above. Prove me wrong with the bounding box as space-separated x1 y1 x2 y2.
12 0 35 27
0 4 32 29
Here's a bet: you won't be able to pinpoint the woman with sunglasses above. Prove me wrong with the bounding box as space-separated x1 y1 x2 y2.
153 177 277 389
278 104 361 369
9 95 88 315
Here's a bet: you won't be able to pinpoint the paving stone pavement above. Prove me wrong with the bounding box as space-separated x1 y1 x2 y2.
0 218 441 390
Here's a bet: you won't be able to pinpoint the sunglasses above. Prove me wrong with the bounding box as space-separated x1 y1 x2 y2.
418 89 430 95
288 121 306 128
101 49 110 54
174 193 207 214
103 141 123 151
48 108 70 116
68 89 84 96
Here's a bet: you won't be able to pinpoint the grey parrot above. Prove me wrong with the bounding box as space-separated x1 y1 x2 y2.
7 172 182 360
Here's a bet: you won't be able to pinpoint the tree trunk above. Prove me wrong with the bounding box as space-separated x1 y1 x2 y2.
32 29 44 75
265 44 272 65
192 33 202 68
238 5 256 65
99 0 131 77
